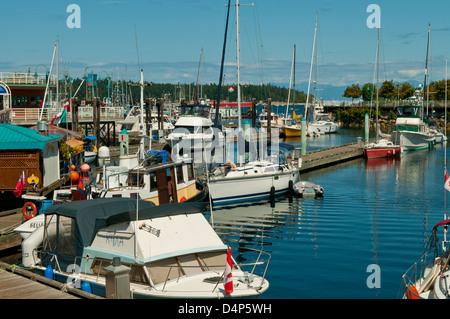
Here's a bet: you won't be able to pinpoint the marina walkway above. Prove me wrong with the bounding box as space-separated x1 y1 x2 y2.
0 261 103 299
300 142 364 173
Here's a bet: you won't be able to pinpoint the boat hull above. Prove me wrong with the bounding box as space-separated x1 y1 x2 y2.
392 130 435 151
282 127 301 138
364 146 402 159
208 170 299 206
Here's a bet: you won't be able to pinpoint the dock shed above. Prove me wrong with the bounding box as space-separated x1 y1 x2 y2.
0 123 61 192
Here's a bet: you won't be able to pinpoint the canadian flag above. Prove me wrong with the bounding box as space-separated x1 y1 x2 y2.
445 170 450 192
223 247 233 295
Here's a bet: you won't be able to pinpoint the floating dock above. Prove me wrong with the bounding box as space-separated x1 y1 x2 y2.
300 141 364 173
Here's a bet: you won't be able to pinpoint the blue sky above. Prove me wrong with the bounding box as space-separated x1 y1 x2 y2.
2 0 450 98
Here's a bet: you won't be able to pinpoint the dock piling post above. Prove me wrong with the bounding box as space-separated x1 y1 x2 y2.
301 118 306 156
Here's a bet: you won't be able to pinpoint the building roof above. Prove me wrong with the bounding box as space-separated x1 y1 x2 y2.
0 123 61 150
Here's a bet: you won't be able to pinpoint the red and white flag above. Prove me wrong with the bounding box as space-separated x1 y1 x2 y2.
223 247 233 295
13 171 25 198
445 170 450 192
228 86 235 93
51 100 70 126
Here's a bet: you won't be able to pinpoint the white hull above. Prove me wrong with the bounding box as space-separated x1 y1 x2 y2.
392 130 435 151
208 166 299 206
308 121 339 134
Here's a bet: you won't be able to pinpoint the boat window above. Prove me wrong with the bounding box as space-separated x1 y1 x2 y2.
90 257 150 284
146 251 229 285
150 172 157 190
43 215 58 252
127 172 145 187
187 163 194 181
58 216 76 256
176 165 184 183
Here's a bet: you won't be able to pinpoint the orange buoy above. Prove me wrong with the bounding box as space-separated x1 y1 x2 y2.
69 170 79 183
406 285 420 299
70 164 76 171
80 163 90 173
23 202 37 220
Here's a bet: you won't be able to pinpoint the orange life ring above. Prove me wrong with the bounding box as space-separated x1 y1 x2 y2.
406 285 420 299
23 202 37 220
179 196 186 202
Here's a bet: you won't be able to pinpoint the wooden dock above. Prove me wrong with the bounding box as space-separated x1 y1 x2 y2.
300 142 364 173
0 261 103 299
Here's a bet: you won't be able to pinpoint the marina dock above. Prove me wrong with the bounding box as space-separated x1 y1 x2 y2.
0 261 102 299
300 141 365 173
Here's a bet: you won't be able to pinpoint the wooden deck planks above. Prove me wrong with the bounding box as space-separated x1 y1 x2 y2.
0 269 80 299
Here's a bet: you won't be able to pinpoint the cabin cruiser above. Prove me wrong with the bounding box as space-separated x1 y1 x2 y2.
166 103 224 156
15 198 270 298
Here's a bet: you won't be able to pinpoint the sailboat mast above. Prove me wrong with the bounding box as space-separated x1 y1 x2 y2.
304 12 318 122
286 45 295 119
424 24 431 118
375 28 380 143
236 0 241 130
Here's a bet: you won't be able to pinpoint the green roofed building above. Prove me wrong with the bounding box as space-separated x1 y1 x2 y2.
0 123 61 192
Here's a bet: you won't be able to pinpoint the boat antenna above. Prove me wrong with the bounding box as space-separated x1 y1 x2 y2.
214 0 232 128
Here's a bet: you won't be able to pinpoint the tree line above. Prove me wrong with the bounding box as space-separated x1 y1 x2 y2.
342 79 450 102
62 78 310 104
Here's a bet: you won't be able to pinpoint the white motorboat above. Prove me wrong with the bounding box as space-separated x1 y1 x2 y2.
15 198 270 299
166 103 224 156
391 105 436 151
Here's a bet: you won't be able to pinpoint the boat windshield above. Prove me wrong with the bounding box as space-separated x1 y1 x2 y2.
179 105 210 118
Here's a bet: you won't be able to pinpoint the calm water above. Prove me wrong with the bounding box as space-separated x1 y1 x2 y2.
207 128 449 299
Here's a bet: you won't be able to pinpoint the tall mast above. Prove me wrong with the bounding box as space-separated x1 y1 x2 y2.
375 28 380 142
304 12 318 122
424 24 431 118
285 45 295 119
236 0 241 130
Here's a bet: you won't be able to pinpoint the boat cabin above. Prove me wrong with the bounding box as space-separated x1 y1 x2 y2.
94 151 201 205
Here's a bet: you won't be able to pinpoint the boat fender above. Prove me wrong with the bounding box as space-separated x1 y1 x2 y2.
81 281 92 294
44 264 54 280
406 285 420 299
179 196 186 202
289 180 294 193
23 202 37 220
270 186 275 198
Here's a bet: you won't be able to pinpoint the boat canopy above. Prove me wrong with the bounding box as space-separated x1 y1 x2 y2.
44 198 208 248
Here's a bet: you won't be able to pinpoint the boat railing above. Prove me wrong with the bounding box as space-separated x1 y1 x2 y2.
0 72 57 86
9 106 125 125
401 262 423 299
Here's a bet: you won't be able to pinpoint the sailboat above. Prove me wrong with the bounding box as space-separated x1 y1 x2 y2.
305 13 339 136
281 45 302 138
364 28 402 159
401 60 449 299
206 0 300 206
391 24 436 151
